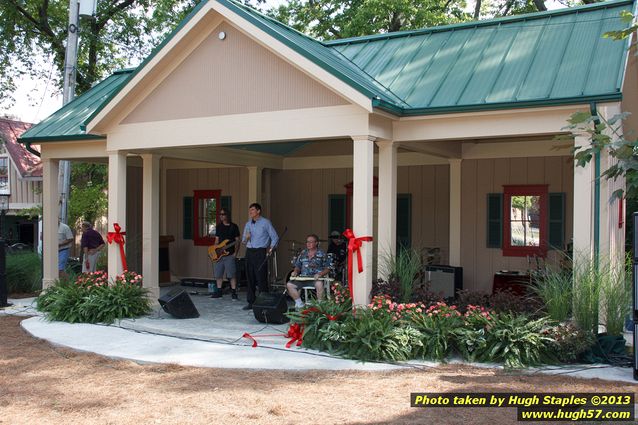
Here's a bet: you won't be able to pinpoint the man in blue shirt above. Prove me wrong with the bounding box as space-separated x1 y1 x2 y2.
241 203 279 310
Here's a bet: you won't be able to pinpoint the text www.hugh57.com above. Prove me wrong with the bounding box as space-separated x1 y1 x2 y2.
518 408 632 421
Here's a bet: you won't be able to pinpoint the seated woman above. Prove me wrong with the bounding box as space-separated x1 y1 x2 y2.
286 233 330 308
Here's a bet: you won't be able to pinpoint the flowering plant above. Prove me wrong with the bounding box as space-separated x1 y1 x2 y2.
331 282 351 305
115 270 144 286
75 271 109 289
409 302 462 361
368 294 425 321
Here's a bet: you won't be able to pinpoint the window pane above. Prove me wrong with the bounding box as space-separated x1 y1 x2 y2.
0 157 9 195
198 197 216 237
509 195 540 247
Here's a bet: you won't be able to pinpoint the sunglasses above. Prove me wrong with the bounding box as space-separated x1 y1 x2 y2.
220 213 227 216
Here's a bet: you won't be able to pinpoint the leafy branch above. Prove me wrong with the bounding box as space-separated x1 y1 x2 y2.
561 111 638 201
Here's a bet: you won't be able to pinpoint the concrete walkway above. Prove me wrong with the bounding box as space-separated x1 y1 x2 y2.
3 288 637 382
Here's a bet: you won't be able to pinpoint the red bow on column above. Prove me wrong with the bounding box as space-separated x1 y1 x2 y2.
107 223 128 271
342 228 373 304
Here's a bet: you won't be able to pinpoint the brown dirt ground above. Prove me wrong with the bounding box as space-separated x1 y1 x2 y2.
1 315 636 425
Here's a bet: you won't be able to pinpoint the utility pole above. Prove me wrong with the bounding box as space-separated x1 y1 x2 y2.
60 0 80 224
60 0 96 224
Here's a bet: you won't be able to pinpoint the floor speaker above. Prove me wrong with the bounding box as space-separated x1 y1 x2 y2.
158 288 200 319
252 292 289 324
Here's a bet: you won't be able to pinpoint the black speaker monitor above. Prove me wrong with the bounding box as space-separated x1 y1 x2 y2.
252 292 289 324
158 288 200 319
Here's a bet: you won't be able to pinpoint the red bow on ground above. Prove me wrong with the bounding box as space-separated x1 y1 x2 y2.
241 326 304 349
342 229 373 304
107 223 128 271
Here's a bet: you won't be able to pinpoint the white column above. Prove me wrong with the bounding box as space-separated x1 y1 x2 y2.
572 134 594 261
160 159 167 234
376 140 397 279
108 151 127 278
448 159 462 266
352 136 375 305
42 158 60 288
247 166 262 205
597 103 625 269
141 154 160 302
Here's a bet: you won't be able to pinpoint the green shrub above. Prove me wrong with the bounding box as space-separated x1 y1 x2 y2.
480 313 554 368
454 305 494 362
409 302 462 361
286 297 352 353
542 321 596 363
36 277 90 323
339 308 422 362
37 270 151 324
530 267 573 321
6 252 42 294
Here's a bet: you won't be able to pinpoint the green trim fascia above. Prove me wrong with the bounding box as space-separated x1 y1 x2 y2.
325 0 634 46
82 0 211 128
19 134 105 144
372 93 623 117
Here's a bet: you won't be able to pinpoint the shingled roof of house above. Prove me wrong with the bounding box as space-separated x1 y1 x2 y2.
0 118 41 178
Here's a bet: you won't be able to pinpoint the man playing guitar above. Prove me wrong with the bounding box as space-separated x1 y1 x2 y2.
210 208 241 300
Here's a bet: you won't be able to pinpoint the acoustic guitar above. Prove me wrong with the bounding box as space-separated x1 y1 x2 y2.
208 239 238 263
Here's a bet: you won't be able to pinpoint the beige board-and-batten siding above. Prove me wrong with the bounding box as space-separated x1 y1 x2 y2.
122 20 348 125
8 161 41 207
160 164 451 281
164 166 249 279
461 156 574 293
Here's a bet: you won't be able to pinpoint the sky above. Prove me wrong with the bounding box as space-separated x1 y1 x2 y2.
2 0 564 124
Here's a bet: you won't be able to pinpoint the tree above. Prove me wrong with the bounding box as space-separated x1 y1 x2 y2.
269 0 471 40
269 0 566 39
68 163 108 226
0 0 263 109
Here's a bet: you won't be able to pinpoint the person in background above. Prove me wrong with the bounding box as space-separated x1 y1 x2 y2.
211 208 240 300
241 203 278 311
80 221 105 273
327 230 347 280
58 219 74 279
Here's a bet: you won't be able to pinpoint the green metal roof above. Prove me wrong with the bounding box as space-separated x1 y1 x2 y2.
19 0 635 143
327 0 634 115
19 69 134 142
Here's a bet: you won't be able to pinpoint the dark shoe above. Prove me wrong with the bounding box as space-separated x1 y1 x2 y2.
210 292 222 298
231 293 238 300
242 303 253 310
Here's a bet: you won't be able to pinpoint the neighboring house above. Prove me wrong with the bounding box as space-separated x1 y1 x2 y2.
0 118 42 250
20 0 634 304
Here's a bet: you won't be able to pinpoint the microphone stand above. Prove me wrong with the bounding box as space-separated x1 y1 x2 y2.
257 226 287 273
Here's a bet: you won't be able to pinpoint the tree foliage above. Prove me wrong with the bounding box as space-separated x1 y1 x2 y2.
269 0 471 40
268 0 564 40
68 162 108 226
0 0 263 109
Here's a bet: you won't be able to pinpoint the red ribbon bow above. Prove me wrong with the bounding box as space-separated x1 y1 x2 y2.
107 223 128 271
342 229 373 304
285 323 305 348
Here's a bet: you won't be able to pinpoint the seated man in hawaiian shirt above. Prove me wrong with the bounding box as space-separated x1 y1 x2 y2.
286 233 330 308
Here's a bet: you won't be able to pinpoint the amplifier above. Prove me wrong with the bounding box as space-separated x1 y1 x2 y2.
424 265 463 299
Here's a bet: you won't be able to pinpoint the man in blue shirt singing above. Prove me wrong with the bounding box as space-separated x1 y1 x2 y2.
241 203 279 310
